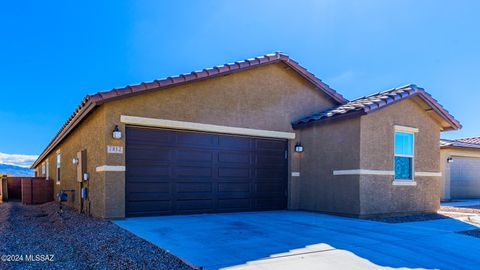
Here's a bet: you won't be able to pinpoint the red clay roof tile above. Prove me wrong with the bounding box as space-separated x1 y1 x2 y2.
32 52 346 168
293 84 461 131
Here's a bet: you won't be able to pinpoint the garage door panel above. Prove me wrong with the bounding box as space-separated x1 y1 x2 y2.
127 148 172 161
175 166 213 177
126 201 172 212
126 126 287 217
176 199 214 210
256 168 286 179
127 182 170 193
176 132 216 147
127 192 171 201
127 165 170 177
218 136 252 150
218 167 251 178
218 199 251 209
218 152 251 164
256 139 286 150
218 183 250 192
175 149 214 162
127 165 170 176
176 183 213 193
255 198 287 209
451 157 480 199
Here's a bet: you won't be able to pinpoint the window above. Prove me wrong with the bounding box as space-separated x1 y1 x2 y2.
394 131 414 180
46 160 49 180
56 152 61 183
41 163 45 175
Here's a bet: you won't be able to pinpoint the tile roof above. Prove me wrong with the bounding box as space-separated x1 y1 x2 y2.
456 137 480 145
292 84 461 130
441 138 480 149
32 52 346 168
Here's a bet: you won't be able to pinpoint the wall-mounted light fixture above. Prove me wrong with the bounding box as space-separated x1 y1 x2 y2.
112 125 122 139
72 157 79 165
447 157 453 163
294 142 304 153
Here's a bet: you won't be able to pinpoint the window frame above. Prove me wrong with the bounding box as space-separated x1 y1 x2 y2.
56 151 61 185
394 129 415 182
46 159 49 180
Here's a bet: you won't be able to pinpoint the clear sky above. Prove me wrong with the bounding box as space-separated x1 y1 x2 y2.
1 1 479 165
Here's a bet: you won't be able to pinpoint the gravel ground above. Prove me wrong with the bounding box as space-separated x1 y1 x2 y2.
0 202 197 270
440 204 480 214
366 213 449 223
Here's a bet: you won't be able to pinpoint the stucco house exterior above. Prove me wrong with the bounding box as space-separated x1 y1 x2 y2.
32 52 461 219
440 137 480 200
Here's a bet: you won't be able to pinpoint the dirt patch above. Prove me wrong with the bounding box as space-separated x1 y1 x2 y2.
0 202 197 270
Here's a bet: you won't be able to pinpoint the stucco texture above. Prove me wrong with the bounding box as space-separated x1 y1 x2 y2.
359 99 442 216
34 107 107 218
292 117 362 215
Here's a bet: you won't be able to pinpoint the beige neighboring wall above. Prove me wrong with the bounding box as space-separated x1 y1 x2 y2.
101 63 337 218
293 117 362 215
359 99 442 216
440 147 480 200
34 107 107 218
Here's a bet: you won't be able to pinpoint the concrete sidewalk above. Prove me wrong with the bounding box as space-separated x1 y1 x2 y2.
114 211 480 270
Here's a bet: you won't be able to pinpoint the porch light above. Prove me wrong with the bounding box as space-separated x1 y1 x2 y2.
72 158 79 165
112 125 122 139
294 143 304 153
447 157 453 163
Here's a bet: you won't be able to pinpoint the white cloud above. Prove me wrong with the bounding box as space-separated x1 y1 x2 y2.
0 152 38 168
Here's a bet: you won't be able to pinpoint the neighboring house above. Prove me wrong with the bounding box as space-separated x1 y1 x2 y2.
440 137 480 200
32 52 461 219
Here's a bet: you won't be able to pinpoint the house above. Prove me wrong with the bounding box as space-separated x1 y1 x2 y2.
32 52 461 219
440 137 480 200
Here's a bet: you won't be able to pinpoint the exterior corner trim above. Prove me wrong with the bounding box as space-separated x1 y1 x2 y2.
120 115 296 139
333 169 394 176
96 165 126 172
415 172 442 177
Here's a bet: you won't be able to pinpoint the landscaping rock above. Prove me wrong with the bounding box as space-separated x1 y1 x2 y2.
0 202 196 270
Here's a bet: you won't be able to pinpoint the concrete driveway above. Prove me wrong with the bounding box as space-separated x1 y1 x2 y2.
114 211 480 270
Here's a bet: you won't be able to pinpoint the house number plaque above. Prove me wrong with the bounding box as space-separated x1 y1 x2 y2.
107 145 124 154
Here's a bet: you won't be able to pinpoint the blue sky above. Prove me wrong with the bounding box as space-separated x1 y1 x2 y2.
1 1 479 165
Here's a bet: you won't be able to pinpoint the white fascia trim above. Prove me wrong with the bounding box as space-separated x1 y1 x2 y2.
96 165 126 172
333 169 394 176
120 115 296 140
392 180 417 186
448 152 480 158
415 172 442 177
394 125 419 133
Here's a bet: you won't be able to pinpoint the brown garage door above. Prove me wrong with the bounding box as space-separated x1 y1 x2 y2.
125 126 288 217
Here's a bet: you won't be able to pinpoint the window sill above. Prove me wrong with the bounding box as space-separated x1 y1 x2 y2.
392 180 417 186
56 181 61 185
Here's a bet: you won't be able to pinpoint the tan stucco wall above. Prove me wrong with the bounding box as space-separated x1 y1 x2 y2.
36 63 336 219
440 147 480 200
34 107 107 218
358 100 442 215
293 117 362 215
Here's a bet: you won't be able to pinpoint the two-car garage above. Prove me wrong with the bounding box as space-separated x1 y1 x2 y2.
125 126 289 217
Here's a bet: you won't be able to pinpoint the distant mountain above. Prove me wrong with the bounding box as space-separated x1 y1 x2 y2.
0 164 34 176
